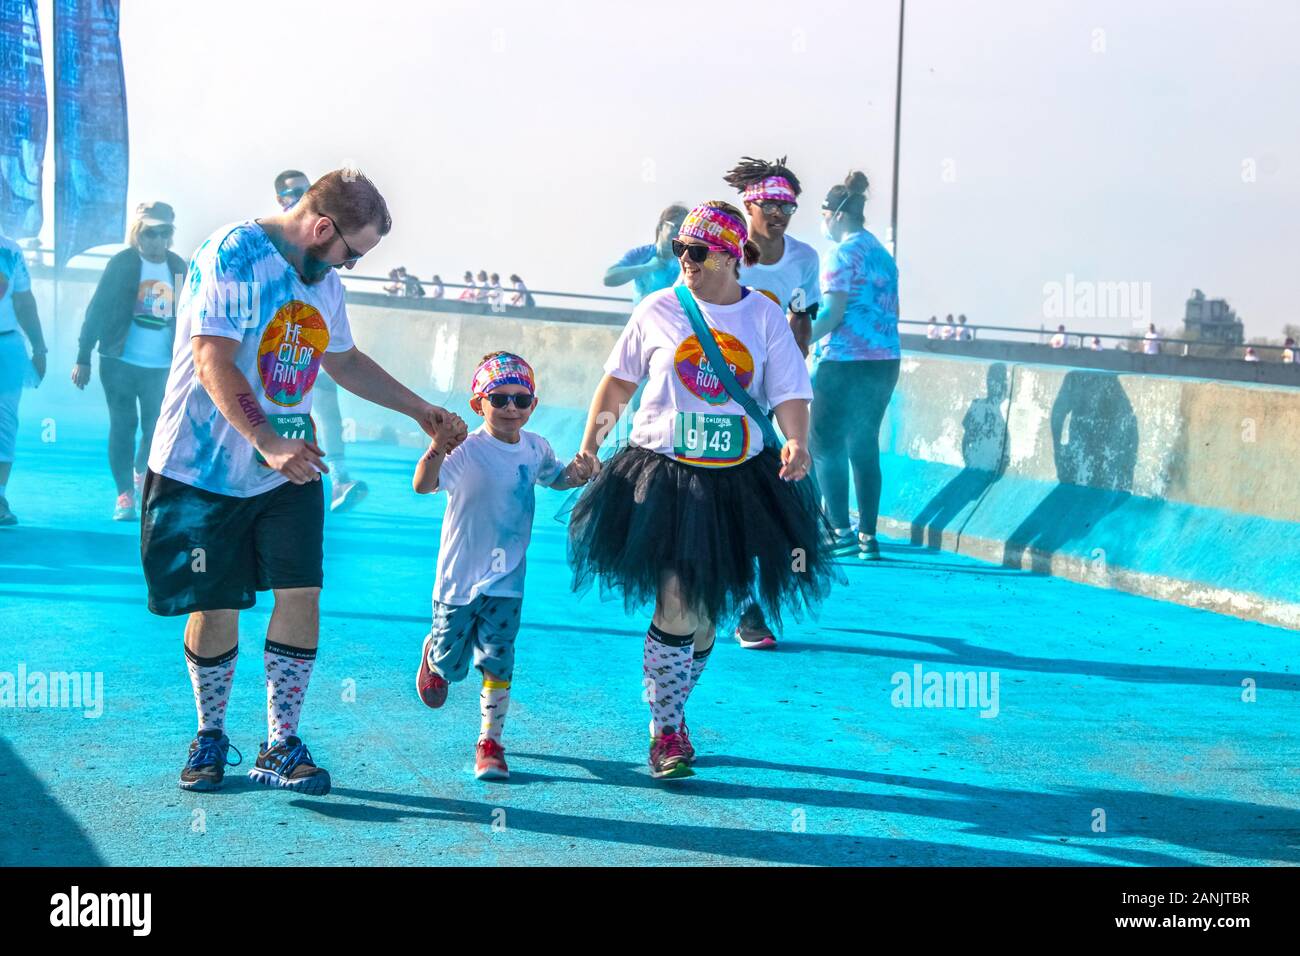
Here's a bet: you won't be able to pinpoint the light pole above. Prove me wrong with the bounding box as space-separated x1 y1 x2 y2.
889 0 905 260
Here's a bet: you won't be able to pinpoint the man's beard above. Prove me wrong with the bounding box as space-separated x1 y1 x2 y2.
300 240 335 285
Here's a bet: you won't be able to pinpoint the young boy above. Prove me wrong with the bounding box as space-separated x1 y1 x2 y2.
413 351 596 779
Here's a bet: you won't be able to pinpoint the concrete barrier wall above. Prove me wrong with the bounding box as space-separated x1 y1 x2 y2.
29 275 1299 627
879 353 1300 628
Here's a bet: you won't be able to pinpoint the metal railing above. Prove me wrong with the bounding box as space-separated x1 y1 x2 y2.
902 319 1293 360
18 242 635 310
17 242 1290 359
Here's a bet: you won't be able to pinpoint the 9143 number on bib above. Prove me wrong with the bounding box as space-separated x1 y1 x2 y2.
673 412 747 467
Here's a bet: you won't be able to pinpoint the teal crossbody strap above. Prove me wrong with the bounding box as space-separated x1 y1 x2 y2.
674 286 782 452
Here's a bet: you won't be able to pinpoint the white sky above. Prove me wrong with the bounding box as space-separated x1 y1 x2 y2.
32 0 1300 338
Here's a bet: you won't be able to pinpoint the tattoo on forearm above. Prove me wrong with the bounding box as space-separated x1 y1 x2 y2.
236 393 267 428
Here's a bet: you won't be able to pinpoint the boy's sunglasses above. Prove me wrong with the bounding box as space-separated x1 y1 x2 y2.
671 239 715 263
481 392 535 409
141 225 174 240
756 201 797 216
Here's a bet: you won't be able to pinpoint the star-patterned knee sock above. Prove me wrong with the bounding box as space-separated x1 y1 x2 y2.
185 645 237 734
644 624 694 737
479 677 511 744
264 640 317 745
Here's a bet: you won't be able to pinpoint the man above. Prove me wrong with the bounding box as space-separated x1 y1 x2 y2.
144 169 467 794
604 204 688 305
722 156 822 650
275 169 367 512
0 229 47 525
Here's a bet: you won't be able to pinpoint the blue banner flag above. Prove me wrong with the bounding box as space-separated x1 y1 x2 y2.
0 0 47 238
54 0 128 266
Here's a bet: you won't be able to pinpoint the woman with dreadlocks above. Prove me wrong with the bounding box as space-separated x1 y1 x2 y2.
722 155 824 650
808 171 901 561
568 200 838 780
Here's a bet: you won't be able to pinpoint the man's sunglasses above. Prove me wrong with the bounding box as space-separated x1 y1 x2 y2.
481 392 535 409
278 186 306 200
756 201 797 216
671 239 716 263
323 215 363 267
141 225 174 240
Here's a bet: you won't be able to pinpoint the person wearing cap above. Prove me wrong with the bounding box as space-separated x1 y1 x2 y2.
412 351 595 780
721 156 823 650
569 200 839 781
71 201 189 521
143 169 468 796
0 225 47 527
808 170 901 562
271 169 368 512
603 204 689 306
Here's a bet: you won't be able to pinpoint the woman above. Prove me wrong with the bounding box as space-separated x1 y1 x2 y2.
71 201 187 521
0 231 47 527
808 172 901 561
430 274 445 299
568 200 838 780
508 273 534 308
458 270 477 301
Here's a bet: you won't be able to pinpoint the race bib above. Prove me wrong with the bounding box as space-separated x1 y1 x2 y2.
255 413 317 467
673 412 747 467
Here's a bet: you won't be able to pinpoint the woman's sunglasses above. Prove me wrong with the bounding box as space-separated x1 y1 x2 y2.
141 226 174 240
671 239 716 263
481 392 535 409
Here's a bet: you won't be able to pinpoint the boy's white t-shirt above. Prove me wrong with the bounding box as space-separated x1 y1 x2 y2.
432 425 565 606
738 234 822 314
148 220 355 497
604 287 812 463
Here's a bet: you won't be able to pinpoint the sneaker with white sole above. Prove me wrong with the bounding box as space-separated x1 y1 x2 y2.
649 730 694 780
330 479 368 513
0 496 16 527
247 736 331 795
112 492 136 522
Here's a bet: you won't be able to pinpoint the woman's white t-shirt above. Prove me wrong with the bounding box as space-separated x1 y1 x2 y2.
120 257 178 368
604 287 812 464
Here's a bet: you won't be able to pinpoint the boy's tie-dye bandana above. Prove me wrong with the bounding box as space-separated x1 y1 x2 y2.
471 352 536 396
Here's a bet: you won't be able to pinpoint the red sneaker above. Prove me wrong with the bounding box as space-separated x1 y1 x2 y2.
416 635 448 708
475 738 509 780
649 730 694 780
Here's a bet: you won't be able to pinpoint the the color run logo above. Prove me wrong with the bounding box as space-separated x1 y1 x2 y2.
0 665 103 718
674 333 754 405
258 300 330 406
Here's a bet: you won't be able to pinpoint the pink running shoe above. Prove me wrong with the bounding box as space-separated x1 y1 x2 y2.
416 634 448 708
649 730 695 780
475 738 509 780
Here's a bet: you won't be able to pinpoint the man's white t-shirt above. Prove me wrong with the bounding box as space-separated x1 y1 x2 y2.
148 220 355 497
605 287 812 464
1143 332 1160 355
0 235 32 334
120 257 177 368
738 234 822 314
432 426 565 606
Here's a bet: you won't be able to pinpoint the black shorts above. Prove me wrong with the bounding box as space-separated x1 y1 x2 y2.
140 471 324 616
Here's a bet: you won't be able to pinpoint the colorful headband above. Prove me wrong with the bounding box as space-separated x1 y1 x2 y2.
742 176 797 205
678 204 748 260
471 353 535 396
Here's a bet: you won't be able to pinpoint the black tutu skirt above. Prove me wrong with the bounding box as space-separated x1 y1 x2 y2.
566 445 842 629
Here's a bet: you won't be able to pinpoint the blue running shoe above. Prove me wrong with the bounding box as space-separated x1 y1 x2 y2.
179 729 242 791
248 736 331 795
